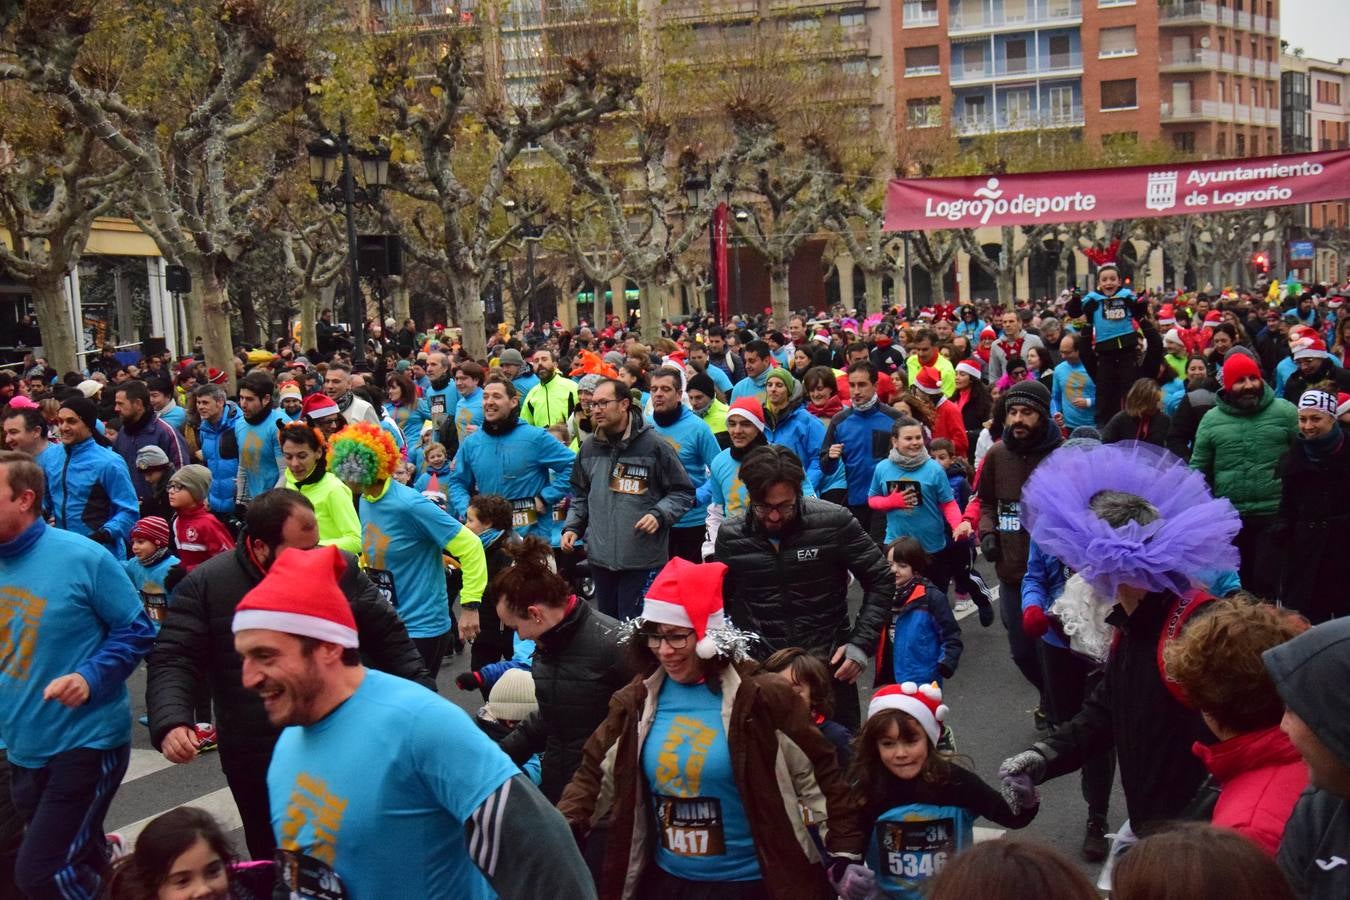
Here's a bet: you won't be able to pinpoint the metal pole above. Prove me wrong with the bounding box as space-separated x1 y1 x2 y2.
733 240 741 323
525 228 536 328
708 221 718 317
904 233 915 316
340 116 366 367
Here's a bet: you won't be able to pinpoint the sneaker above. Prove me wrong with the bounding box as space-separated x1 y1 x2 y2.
193 722 218 754
1082 815 1110 863
974 596 995 628
953 597 974 615
106 832 129 862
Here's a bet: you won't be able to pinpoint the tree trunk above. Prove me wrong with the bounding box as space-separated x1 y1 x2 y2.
769 263 790 328
193 259 238 395
450 270 488 361
298 285 319 353
997 269 1016 307
31 277 80 376
236 290 260 346
863 270 883 315
390 277 410 324
638 279 661 343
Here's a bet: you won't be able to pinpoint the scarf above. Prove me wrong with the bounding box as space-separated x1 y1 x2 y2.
430 373 452 392
483 412 521 437
334 391 353 413
1300 425 1344 462
142 545 170 567
295 455 328 489
852 393 879 413
729 433 768 461
0 519 45 559
807 394 843 420
652 406 682 428
478 528 504 549
889 446 931 470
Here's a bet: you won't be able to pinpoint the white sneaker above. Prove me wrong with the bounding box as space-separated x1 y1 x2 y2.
954 598 974 614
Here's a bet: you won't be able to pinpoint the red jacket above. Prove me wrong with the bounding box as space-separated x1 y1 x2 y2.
931 396 970 459
1192 725 1308 856
836 370 896 405
173 504 236 572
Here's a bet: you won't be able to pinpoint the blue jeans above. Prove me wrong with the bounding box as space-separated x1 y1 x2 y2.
11 744 130 900
592 567 658 621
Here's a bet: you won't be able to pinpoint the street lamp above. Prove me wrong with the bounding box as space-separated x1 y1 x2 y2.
683 166 718 318
306 118 390 367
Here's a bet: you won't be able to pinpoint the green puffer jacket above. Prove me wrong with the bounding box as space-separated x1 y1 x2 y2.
1189 385 1297 516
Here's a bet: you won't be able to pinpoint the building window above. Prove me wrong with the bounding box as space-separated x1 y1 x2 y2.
788 17 820 32
1316 80 1343 105
1173 131 1196 151
1005 38 1029 75
1217 132 1227 154
1048 35 1073 68
842 59 867 78
907 97 942 128
1098 26 1136 57
1235 133 1246 155
905 45 941 76
839 11 865 30
1098 0 1135 6
1100 78 1138 110
902 0 939 27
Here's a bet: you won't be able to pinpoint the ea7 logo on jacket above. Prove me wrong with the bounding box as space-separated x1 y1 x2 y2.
796 548 819 561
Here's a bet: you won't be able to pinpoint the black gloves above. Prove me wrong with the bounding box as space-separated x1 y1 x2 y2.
455 671 483 691
980 532 1001 564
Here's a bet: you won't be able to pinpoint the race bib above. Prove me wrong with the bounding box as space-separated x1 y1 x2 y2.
886 480 923 509
276 848 347 900
366 568 399 609
609 462 650 496
140 586 168 624
511 498 539 529
654 795 726 857
1103 297 1128 321
430 395 448 426
880 818 953 882
997 500 1021 533
552 502 567 523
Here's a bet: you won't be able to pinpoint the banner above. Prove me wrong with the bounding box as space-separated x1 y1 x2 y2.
713 203 730 323
885 149 1350 232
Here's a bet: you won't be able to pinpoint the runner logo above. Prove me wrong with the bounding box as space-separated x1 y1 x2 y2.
1146 171 1178 212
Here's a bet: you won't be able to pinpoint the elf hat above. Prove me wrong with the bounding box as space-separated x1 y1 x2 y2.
130 516 171 548
232 545 358 649
1292 335 1332 361
1299 389 1338 420
422 475 448 509
726 397 766 432
640 557 734 659
302 393 341 421
955 358 984 380
915 366 944 395
867 681 949 746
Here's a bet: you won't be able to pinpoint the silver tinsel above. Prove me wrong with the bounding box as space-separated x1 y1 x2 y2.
616 617 762 662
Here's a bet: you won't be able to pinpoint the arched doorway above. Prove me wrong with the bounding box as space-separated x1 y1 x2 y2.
967 243 1000 301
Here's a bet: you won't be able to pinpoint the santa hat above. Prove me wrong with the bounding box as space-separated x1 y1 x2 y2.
979 326 997 341
232 545 358 649
130 516 171 548
918 307 935 320
1338 393 1350 418
1299 389 1338 419
302 393 341 421
867 682 949 746
1158 304 1176 326
726 397 765 432
639 557 734 660
1203 310 1222 328
1329 296 1346 310
1291 335 1332 361
915 366 944 395
1163 328 1186 348
955 358 984 380
207 367 228 385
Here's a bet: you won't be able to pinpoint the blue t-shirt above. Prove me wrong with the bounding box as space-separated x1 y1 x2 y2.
0 525 150 767
641 677 761 882
123 553 180 633
868 458 953 552
1050 360 1097 430
454 388 485 443
360 480 462 638
650 407 722 530
866 803 973 899
234 409 287 503
707 448 751 519
268 669 520 900
703 365 733 396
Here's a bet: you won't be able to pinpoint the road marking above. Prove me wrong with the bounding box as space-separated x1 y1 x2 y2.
974 826 1005 843
122 749 175 785
113 787 244 849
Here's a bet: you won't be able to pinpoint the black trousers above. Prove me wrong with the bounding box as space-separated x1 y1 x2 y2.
0 750 25 898
471 605 514 700
638 862 772 900
1093 343 1138 427
831 677 862 733
668 525 706 563
848 504 887 548
1040 642 1115 818
929 540 992 605
1235 513 1281 602
220 744 277 861
412 630 452 679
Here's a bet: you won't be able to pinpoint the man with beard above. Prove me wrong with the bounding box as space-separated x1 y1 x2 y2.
231 544 593 900
976 381 1062 719
1282 334 1350 403
522 349 578 428
647 367 721 563
715 444 892 730
705 326 745 384
1190 353 1297 600
988 310 1046 384
418 352 457 434
111 379 188 504
561 378 694 620
148 489 433 860
685 371 729 447
233 373 286 511
323 361 381 428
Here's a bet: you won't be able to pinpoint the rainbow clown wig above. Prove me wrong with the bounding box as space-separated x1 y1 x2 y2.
328 422 400 489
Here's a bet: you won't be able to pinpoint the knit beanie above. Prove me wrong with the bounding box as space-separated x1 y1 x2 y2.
687 372 717 399
726 397 766 432
1222 352 1263 392
130 516 171 548
765 367 795 397
135 445 172 470
486 669 539 722
867 682 950 746
1004 380 1051 420
1062 426 1103 450
59 396 109 446
77 379 104 399
232 545 358 648
576 373 603 395
169 464 212 503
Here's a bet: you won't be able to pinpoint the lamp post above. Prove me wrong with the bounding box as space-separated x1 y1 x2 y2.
306 117 390 368
683 166 717 317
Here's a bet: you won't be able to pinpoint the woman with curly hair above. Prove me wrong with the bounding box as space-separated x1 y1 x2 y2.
278 421 362 555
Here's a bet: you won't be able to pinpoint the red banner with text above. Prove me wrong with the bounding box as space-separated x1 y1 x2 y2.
885 149 1350 232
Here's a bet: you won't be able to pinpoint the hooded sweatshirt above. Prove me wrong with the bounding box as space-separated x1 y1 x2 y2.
1266 619 1350 900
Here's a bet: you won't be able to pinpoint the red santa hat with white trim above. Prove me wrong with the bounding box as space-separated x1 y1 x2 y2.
232 545 359 648
1292 335 1332 361
955 357 984 380
915 366 945 396
867 681 950 746
726 397 766 432
639 557 737 659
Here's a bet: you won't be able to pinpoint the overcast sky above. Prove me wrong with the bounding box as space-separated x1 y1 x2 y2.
1280 4 1350 63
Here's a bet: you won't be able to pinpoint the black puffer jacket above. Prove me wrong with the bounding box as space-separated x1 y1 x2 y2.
500 599 627 802
715 497 892 663
147 545 435 757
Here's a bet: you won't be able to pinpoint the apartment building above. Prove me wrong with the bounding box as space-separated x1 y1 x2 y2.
1281 53 1350 282
893 0 1281 157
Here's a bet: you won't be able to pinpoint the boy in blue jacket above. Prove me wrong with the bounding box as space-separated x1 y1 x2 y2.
876 536 963 688
122 516 180 632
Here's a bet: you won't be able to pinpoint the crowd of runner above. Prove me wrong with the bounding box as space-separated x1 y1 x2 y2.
2 266 1349 900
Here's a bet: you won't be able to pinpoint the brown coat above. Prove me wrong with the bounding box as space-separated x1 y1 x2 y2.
976 433 1060 583
557 663 863 900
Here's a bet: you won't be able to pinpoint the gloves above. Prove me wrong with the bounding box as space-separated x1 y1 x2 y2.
980 532 1001 563
455 671 482 691
868 490 909 511
999 749 1048 785
90 529 114 546
831 863 878 900
937 660 956 680
1021 605 1050 639
999 772 1040 816
164 563 187 593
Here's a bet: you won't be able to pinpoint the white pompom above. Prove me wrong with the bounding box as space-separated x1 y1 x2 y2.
696 635 718 659
935 704 950 723
900 681 919 695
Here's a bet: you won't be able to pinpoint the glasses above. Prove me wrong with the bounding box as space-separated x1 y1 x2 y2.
589 397 621 410
750 499 796 518
644 630 694 649
167 483 187 492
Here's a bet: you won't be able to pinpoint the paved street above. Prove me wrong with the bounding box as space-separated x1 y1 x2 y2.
107 567 1123 876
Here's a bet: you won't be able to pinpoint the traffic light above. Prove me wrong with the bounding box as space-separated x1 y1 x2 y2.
1252 252 1270 274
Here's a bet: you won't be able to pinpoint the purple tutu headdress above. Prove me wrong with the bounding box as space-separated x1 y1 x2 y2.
1021 441 1240 600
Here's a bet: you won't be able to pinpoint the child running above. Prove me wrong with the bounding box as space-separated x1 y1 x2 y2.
877 537 962 689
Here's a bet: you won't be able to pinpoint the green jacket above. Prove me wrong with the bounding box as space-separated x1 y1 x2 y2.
695 398 729 437
1189 385 1297 516
522 375 579 428
285 466 363 555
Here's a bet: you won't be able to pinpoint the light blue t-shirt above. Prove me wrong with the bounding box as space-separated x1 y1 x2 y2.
866 802 973 899
123 553 180 633
1050 360 1097 430
703 365 733 396
268 669 520 900
360 480 462 638
868 457 954 552
234 408 287 503
641 677 761 882
650 407 722 530
453 388 484 443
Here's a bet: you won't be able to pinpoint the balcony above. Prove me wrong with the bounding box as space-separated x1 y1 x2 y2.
953 104 1084 135
1159 1 1217 26
659 0 758 23
903 1 940 27
1234 103 1252 124
1159 47 1217 70
949 52 1082 84
947 1 1082 36
1160 99 1218 121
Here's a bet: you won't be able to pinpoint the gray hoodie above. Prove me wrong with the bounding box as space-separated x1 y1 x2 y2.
1265 618 1350 899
